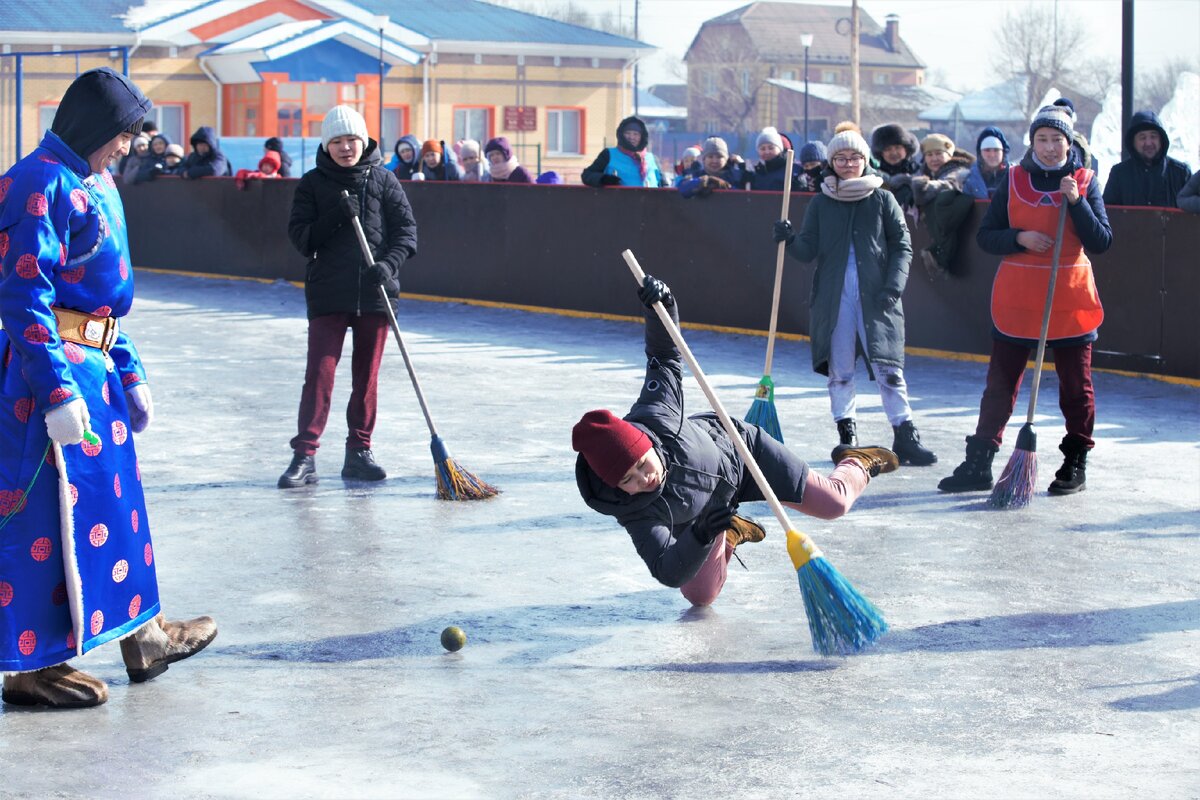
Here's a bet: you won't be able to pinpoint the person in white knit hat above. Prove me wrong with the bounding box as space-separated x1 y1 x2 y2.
748 125 799 191
279 105 419 489
772 128 938 467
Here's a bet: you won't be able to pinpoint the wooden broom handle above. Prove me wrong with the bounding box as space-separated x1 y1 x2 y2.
1022 200 1069 425
762 148 795 376
623 249 803 541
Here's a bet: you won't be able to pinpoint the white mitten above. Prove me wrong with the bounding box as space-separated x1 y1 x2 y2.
126 383 154 433
45 398 90 445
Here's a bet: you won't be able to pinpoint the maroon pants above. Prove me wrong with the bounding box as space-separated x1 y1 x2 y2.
974 338 1095 449
290 313 389 456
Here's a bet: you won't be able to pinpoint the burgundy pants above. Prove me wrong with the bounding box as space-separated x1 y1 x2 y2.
974 338 1095 449
290 313 389 456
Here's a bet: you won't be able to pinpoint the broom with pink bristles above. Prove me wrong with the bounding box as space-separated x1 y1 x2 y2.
989 201 1068 509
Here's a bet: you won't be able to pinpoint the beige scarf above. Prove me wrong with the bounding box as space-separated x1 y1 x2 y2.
821 173 883 202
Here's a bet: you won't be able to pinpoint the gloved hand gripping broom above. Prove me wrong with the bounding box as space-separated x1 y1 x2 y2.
744 148 794 442
623 249 886 655
343 190 498 500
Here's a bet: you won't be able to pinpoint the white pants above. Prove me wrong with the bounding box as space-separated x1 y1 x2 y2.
828 256 913 426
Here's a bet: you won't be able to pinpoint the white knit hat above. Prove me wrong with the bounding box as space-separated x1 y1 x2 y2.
321 105 368 149
826 129 871 161
757 126 783 151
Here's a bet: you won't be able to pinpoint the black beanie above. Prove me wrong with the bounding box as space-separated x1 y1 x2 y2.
51 67 152 162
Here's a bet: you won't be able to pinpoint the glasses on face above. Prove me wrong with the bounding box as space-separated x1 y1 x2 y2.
832 155 865 167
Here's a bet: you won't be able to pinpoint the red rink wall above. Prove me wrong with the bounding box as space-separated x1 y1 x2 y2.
119 177 1200 381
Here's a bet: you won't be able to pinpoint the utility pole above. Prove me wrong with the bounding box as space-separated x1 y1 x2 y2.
850 0 860 128
633 0 640 115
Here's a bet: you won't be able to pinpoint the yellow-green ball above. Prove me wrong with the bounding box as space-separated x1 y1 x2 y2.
440 626 467 652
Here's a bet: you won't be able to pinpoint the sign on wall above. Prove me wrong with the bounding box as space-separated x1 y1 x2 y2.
503 106 538 132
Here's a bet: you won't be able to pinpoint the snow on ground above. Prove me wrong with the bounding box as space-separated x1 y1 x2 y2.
2 270 1197 799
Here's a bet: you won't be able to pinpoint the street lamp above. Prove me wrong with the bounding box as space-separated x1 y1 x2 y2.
800 33 813 143
373 14 388 147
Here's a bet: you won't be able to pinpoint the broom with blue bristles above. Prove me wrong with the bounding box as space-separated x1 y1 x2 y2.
744 148 794 443
989 201 1068 509
345 192 499 501
623 249 886 655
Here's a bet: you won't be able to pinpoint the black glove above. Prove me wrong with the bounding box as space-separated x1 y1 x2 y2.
338 194 360 221
599 174 622 186
637 275 674 309
366 263 391 286
877 289 901 309
692 504 736 546
773 219 795 244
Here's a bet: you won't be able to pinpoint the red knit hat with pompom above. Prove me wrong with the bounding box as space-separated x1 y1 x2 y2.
572 409 651 487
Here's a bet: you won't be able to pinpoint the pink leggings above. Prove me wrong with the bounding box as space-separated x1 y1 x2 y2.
679 462 869 606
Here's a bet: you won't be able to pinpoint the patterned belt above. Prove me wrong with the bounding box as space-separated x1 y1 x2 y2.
51 306 118 353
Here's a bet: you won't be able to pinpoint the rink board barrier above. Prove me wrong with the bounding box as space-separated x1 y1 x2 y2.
119 177 1200 380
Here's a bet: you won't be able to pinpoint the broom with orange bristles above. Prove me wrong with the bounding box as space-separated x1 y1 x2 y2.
743 148 795 443
623 249 886 655
344 192 499 501
989 201 1069 509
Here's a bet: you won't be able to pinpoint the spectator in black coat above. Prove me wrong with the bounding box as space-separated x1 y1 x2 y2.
264 136 293 177
747 126 800 191
1103 110 1192 207
1178 171 1200 213
180 125 230 179
871 122 921 210
279 105 418 490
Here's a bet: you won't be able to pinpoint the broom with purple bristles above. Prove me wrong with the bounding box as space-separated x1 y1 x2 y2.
989 201 1068 509
344 192 499 501
623 249 886 655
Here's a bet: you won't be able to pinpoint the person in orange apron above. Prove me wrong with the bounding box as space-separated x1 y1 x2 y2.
939 98 1113 496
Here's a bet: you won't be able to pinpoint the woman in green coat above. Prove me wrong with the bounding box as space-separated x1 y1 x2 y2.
773 129 937 466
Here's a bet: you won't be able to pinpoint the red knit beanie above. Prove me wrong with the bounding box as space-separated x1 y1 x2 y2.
572 409 651 487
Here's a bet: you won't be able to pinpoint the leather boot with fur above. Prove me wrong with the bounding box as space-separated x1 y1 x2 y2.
120 613 218 683
1048 439 1089 495
342 447 387 481
830 417 858 463
937 436 998 492
278 452 317 489
2 664 108 708
892 420 938 466
725 514 766 549
831 444 900 477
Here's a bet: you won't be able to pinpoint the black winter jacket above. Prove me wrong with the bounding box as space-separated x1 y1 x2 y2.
288 140 418 320
575 302 806 588
180 126 231 179
1102 111 1192 208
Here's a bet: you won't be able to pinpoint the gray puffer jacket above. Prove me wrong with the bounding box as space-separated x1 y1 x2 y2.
784 180 912 375
575 302 750 588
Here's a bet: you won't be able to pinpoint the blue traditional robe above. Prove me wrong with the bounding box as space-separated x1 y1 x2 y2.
0 131 160 671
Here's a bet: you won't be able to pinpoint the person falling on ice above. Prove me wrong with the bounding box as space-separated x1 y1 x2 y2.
572 275 898 607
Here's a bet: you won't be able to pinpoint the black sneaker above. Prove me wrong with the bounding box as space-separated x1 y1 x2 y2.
278 452 317 489
342 447 387 481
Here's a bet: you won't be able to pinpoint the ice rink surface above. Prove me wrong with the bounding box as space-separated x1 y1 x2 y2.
2 270 1197 799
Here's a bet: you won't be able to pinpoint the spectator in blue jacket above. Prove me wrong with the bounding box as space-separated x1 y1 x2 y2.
1102 110 1192 207
179 126 230 179
581 116 667 188
962 126 1011 199
677 137 744 198
390 134 421 180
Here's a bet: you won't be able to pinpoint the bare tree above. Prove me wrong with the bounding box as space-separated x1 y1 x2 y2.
990 3 1088 119
1137 57 1200 113
687 24 765 135
491 0 633 37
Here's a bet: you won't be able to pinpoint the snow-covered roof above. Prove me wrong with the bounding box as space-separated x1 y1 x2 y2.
919 80 1030 123
768 79 961 112
635 89 686 120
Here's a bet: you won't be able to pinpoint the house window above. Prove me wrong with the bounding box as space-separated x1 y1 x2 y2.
453 106 493 144
229 84 261 136
821 69 839 83
704 120 721 134
272 81 363 138
381 105 410 154
701 70 716 97
547 108 583 155
741 69 752 94
780 70 797 81
38 104 57 137
149 104 187 145
873 72 891 85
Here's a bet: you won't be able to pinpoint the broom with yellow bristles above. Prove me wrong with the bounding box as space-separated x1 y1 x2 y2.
744 148 795 443
623 249 886 655
344 192 498 501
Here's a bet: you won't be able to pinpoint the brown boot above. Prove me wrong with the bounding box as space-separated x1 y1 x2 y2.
725 514 766 549
2 664 108 708
831 444 900 477
120 613 218 683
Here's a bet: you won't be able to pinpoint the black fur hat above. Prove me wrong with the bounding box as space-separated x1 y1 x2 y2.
870 123 917 158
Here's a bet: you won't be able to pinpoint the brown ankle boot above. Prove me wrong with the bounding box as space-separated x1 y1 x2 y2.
831 444 900 477
725 514 766 549
120 613 218 683
2 664 108 708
